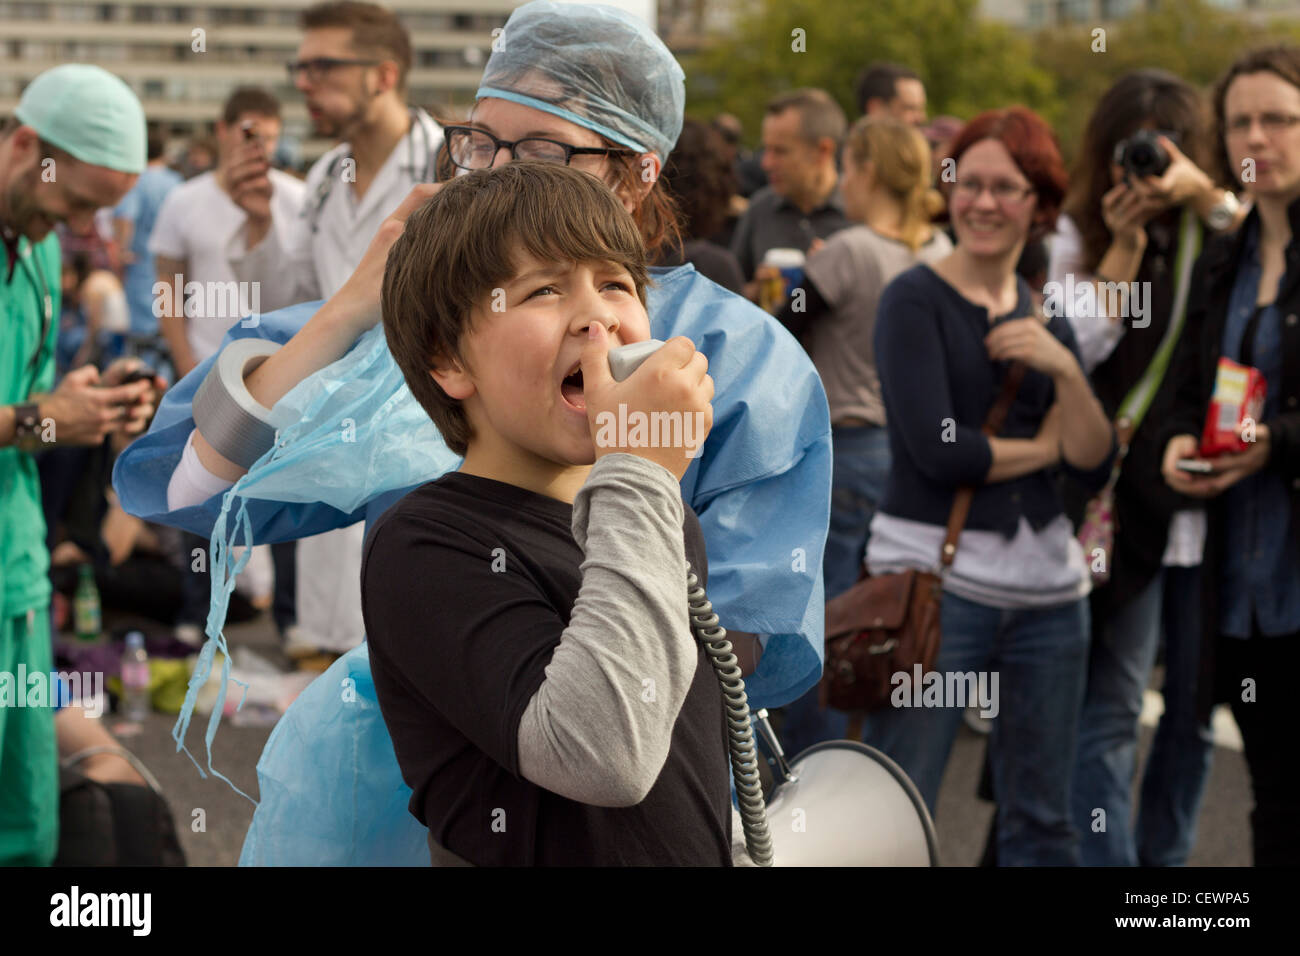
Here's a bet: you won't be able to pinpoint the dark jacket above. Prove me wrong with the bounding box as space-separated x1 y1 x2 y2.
1067 210 1203 619
1159 197 1300 720
876 265 1116 536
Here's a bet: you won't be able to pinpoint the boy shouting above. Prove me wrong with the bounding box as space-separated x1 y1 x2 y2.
364 162 730 865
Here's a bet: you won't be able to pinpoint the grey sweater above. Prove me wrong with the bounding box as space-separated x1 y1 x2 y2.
517 454 700 807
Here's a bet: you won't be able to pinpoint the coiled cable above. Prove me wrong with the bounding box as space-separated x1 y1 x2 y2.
686 563 774 866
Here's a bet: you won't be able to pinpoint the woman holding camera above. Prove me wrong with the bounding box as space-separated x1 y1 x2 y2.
1160 45 1300 866
1051 70 1244 867
865 107 1114 865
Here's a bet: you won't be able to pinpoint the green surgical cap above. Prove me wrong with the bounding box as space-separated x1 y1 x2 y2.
477 1 685 162
14 65 146 174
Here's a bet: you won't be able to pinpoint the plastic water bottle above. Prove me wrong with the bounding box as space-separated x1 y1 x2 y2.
121 631 151 722
74 564 101 642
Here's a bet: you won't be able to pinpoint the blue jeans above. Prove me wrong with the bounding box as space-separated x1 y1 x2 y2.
823 424 891 600
1073 570 1164 866
777 424 890 758
862 590 1090 866
1072 566 1214 866
1136 565 1214 866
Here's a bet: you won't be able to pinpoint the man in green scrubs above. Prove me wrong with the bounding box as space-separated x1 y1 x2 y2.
0 65 157 865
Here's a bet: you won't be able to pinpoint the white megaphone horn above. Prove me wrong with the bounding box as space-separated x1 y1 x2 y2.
734 712 939 867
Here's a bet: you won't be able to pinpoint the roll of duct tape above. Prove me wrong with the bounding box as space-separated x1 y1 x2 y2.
192 338 283 469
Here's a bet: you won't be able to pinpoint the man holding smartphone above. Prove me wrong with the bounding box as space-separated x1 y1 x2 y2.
149 86 305 649
151 88 305 379
0 64 159 866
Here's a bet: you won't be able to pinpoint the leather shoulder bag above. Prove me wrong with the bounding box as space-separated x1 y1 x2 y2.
822 361 1027 714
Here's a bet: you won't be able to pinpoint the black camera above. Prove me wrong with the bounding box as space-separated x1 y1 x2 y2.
1113 130 1171 179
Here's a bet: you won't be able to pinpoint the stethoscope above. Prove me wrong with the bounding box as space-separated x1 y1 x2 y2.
306 106 438 235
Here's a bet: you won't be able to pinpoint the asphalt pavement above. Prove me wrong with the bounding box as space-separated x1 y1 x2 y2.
110 611 1251 867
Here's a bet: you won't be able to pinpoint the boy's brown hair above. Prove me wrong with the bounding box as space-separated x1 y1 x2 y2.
382 162 650 455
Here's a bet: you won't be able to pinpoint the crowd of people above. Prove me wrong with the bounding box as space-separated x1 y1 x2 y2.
1 0 1297 868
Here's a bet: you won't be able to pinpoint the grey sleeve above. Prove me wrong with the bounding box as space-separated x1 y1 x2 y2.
516 453 699 808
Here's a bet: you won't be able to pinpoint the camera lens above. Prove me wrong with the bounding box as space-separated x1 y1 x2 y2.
1129 143 1156 171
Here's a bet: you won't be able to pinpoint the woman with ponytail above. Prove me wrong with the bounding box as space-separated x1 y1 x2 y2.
775 116 951 756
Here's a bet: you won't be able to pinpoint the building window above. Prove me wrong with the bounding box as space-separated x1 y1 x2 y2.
54 4 95 21
406 13 452 30
1057 0 1095 22
2 2 51 18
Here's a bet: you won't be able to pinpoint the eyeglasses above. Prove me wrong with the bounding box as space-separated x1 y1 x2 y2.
285 57 380 83
443 125 633 170
1226 112 1300 137
951 179 1035 204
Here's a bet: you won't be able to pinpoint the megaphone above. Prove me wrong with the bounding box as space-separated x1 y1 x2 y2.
674 512 940 868
752 739 940 866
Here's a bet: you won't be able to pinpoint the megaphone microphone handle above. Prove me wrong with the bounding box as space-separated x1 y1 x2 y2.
686 563 776 867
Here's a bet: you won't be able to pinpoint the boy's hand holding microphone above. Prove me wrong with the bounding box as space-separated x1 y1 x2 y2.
580 323 714 481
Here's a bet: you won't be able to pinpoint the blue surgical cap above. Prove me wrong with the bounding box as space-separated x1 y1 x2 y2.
476 0 685 162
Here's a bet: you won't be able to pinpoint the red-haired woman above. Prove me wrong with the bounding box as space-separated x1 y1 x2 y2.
864 107 1116 865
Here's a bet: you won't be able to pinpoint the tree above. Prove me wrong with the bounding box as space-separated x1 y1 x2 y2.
683 0 1300 170
683 0 1058 143
1030 0 1300 163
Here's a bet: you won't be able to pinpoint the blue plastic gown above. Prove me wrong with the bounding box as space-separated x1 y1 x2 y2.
113 264 831 865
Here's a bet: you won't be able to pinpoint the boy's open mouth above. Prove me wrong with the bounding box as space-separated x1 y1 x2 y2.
561 365 585 411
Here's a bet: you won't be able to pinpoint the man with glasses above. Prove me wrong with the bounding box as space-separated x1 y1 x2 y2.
224 1 443 309
220 2 443 671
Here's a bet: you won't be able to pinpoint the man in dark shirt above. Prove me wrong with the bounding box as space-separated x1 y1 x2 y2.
854 62 928 127
364 162 731 866
731 89 850 292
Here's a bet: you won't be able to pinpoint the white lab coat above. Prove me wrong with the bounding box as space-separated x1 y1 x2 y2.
223 106 444 653
226 106 444 305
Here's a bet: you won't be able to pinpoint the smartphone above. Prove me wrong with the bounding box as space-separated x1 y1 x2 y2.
119 366 156 385
1175 458 1214 475
240 121 265 159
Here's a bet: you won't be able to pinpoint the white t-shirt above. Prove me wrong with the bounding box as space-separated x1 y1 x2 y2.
1046 213 1127 374
148 169 306 362
867 512 1091 610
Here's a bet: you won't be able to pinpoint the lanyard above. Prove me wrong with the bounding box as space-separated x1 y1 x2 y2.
1115 206 1202 433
